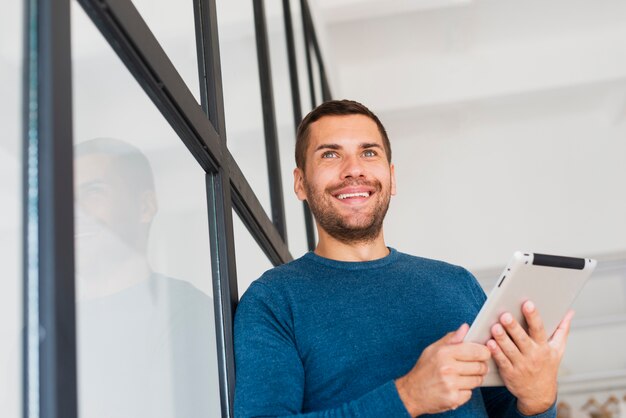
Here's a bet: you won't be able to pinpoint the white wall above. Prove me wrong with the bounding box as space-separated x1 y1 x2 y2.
321 0 626 409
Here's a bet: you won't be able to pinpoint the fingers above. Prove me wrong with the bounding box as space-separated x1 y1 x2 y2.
523 301 548 343
433 323 469 349
455 375 485 390
447 323 469 345
487 338 512 370
550 309 575 354
452 343 491 362
491 322 524 362
454 360 489 377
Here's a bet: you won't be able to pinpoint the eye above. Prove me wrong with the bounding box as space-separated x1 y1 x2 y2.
321 150 338 159
362 149 377 157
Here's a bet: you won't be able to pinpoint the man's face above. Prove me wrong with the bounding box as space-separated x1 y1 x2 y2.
76 154 143 244
74 154 156 269
294 114 396 243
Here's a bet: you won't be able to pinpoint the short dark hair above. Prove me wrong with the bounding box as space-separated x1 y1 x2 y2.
75 137 155 194
295 99 391 169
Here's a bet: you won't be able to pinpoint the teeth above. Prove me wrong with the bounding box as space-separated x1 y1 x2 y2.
337 192 370 200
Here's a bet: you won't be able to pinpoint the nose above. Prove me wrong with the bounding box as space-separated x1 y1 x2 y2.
341 154 365 179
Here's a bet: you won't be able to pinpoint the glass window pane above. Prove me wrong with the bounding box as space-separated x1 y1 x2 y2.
233 210 273 296
72 4 220 417
216 0 272 216
0 1 22 416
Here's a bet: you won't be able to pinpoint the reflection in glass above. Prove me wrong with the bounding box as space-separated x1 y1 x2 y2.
72 4 219 417
0 1 22 416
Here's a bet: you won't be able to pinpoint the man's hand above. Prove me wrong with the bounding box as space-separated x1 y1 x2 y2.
395 323 491 417
486 301 574 416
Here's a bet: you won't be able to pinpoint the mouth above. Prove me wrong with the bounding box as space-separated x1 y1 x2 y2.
331 186 375 203
336 191 371 200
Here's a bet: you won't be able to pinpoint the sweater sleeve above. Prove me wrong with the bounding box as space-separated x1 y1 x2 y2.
233 282 411 418
481 387 556 418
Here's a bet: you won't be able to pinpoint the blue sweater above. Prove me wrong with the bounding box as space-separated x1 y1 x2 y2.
234 248 556 418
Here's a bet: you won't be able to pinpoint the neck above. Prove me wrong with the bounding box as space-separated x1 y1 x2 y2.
78 254 152 300
314 227 389 262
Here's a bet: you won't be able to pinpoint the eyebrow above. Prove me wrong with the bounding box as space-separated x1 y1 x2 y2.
78 180 108 190
314 143 383 152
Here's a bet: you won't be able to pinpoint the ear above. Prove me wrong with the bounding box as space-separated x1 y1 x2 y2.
390 163 397 196
139 190 158 224
293 167 307 202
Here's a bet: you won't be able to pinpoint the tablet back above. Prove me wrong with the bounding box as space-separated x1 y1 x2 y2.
464 251 596 386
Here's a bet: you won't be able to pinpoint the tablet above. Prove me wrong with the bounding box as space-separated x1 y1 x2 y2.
464 251 596 386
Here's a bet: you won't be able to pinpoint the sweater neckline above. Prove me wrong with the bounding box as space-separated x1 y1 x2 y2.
302 247 398 270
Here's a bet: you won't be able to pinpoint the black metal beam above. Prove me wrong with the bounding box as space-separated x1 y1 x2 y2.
23 0 78 416
301 0 317 110
301 0 333 101
194 0 240 417
282 0 303 127
252 0 288 244
283 0 316 251
193 0 226 136
205 169 238 418
228 151 293 265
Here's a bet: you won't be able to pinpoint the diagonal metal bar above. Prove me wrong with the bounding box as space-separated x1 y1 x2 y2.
77 0 292 267
77 0 223 172
228 151 293 265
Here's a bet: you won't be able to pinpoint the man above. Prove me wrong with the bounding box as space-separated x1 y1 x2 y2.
75 138 218 417
234 100 570 417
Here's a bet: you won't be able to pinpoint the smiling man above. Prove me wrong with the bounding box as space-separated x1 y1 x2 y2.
233 100 568 417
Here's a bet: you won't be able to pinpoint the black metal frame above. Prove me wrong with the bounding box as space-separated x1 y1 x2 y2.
300 0 332 103
23 0 78 417
22 0 331 417
193 1 239 415
253 0 288 244
283 0 317 251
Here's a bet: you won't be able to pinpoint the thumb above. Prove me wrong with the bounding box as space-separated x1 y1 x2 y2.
441 323 469 345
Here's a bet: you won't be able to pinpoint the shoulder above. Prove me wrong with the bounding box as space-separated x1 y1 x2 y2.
393 250 485 300
150 274 214 324
236 255 313 317
151 274 212 305
241 254 317 298
393 250 472 278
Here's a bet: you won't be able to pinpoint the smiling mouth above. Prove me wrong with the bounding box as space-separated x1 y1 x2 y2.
336 192 371 200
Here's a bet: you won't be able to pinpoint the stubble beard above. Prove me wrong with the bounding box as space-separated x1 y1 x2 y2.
304 177 391 245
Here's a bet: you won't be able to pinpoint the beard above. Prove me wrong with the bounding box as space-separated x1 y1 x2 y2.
304 177 392 244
